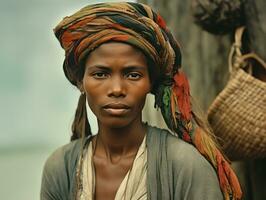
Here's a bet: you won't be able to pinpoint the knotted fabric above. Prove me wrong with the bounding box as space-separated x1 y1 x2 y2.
54 2 242 199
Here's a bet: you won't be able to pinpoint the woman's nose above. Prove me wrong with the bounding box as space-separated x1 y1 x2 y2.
107 76 126 98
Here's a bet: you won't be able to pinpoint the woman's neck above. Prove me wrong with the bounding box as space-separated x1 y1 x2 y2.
95 119 146 162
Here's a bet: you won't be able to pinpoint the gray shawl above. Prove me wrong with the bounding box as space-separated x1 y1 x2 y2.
41 125 223 200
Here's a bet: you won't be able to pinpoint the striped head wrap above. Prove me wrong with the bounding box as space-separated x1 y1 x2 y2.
54 2 242 199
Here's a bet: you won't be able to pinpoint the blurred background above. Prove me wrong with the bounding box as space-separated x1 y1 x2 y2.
0 0 135 199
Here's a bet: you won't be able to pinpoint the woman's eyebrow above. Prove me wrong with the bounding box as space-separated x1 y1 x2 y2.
86 65 111 71
123 66 146 71
87 65 146 71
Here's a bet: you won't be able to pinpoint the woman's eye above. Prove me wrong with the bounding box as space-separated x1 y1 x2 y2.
92 72 108 79
127 72 142 80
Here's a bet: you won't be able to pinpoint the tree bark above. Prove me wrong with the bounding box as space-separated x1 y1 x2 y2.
245 0 266 60
244 0 266 81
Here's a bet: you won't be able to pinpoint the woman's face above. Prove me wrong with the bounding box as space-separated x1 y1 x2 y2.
82 42 151 128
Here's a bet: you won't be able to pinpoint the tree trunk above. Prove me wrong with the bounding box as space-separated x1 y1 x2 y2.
245 0 266 81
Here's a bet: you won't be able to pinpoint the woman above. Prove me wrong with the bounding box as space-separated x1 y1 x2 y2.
41 2 242 200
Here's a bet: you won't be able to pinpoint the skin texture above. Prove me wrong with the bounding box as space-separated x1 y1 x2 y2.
81 42 151 200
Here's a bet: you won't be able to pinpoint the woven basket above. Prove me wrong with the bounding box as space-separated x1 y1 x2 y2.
207 27 266 160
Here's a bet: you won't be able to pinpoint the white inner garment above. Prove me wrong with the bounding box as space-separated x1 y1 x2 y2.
79 136 147 200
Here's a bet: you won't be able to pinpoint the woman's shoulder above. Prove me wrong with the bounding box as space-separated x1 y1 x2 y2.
42 139 84 183
41 138 85 199
147 127 223 200
147 125 194 152
147 125 223 199
44 139 83 168
147 125 215 170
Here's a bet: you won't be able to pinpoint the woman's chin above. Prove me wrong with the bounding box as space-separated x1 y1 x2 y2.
98 117 135 129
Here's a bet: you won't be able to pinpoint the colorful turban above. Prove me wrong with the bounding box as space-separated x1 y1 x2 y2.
54 2 242 199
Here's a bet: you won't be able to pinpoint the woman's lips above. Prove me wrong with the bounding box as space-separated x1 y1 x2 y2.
103 108 130 115
102 103 130 116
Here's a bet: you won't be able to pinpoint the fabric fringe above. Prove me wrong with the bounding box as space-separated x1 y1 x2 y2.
71 93 91 141
172 71 192 121
162 70 243 200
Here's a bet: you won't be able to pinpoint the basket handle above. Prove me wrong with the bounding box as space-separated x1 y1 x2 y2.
241 53 266 70
228 27 266 73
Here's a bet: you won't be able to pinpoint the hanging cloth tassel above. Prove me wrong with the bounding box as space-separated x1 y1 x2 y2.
172 71 192 121
71 93 91 141
194 128 242 200
162 70 242 200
